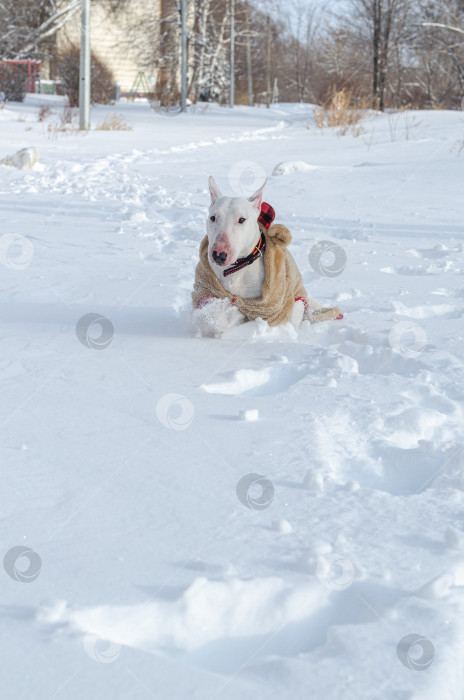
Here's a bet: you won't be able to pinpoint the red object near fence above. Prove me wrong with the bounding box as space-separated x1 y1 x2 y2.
1 59 41 93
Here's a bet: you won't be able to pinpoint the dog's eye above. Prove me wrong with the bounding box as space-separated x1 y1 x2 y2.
210 215 216 222
238 217 246 224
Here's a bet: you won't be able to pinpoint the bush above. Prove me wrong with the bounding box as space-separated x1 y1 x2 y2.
37 104 52 121
0 62 27 102
314 88 368 136
45 107 80 139
56 46 114 107
95 114 132 130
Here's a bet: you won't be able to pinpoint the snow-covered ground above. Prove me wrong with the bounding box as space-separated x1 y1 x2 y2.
1 95 464 699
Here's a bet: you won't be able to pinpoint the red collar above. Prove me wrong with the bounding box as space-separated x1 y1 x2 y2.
223 232 266 277
222 202 274 277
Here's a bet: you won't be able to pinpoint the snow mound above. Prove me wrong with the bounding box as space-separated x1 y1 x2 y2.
272 161 318 176
39 576 327 660
0 147 40 170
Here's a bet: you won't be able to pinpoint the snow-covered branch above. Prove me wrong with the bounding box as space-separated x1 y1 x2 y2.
12 1 81 59
422 22 464 37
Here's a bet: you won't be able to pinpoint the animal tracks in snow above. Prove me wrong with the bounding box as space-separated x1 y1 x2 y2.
198 317 463 504
200 321 434 400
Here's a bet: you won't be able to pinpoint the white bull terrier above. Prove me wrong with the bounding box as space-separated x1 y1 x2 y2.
191 176 342 337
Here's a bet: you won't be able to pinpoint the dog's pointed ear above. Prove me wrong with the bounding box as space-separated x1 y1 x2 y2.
209 176 223 205
248 179 267 213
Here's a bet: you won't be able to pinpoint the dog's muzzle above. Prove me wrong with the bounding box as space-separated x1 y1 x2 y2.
212 250 227 266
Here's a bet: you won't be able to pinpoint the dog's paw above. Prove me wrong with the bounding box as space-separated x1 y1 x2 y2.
290 299 305 328
192 298 245 337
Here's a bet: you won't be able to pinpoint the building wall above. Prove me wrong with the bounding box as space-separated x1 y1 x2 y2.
57 0 161 93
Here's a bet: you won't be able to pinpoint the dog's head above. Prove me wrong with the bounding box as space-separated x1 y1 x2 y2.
206 176 266 269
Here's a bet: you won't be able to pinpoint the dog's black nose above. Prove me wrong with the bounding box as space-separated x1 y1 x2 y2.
212 250 227 265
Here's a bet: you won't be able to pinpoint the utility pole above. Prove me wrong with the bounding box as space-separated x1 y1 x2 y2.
266 15 271 109
230 0 235 108
180 0 187 111
79 0 90 130
246 0 253 106
273 77 279 104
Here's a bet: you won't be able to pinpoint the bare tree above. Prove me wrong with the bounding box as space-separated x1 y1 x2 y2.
0 0 130 60
346 0 414 110
418 0 464 103
0 1 79 59
277 0 463 110
280 0 321 103
188 0 231 102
